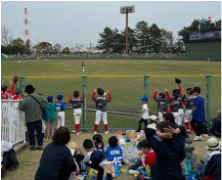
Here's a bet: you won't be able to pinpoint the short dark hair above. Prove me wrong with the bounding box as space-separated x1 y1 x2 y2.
73 91 79 97
163 113 175 124
108 136 118 148
97 88 104 96
139 140 151 149
158 121 173 133
52 127 70 145
92 134 102 143
83 139 93 149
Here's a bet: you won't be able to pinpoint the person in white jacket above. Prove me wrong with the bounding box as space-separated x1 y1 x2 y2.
1 141 19 177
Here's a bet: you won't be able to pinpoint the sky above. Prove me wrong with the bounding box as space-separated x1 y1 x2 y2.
1 1 221 48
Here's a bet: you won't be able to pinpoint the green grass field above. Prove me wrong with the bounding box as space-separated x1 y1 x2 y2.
1 59 221 130
1 59 221 180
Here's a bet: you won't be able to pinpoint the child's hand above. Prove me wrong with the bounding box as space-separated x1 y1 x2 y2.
78 144 82 150
68 93 71 97
79 93 82 97
1 80 4 84
155 89 158 92
9 80 12 85
106 89 109 93
138 151 143 157
94 89 97 93
164 89 168 92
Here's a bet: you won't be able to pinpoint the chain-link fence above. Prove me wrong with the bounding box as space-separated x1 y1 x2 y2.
2 52 221 61
4 74 216 132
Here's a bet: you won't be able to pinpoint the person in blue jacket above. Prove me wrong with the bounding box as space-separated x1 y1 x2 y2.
55 94 67 129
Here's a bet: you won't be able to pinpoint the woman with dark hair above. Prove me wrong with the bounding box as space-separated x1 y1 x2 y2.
35 127 76 180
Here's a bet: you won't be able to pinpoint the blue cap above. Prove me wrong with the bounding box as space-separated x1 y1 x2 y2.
140 96 148 101
47 95 53 102
90 150 104 164
57 94 63 100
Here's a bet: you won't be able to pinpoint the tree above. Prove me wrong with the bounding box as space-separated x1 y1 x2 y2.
39 42 52 54
61 47 70 54
1 26 13 46
135 21 150 53
53 43 62 54
149 23 162 53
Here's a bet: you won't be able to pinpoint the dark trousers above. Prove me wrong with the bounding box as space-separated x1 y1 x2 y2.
202 122 209 134
137 118 148 131
209 128 221 137
27 120 42 147
191 119 203 136
129 158 142 170
1 149 19 177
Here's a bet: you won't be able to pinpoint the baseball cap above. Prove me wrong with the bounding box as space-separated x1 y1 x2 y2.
193 87 201 93
47 96 53 102
57 94 63 100
140 96 148 101
90 150 104 164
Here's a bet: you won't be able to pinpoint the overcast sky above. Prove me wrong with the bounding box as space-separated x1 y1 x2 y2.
1 1 221 48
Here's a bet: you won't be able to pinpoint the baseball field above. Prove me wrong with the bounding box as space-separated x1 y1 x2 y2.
1 59 221 130
1 59 221 180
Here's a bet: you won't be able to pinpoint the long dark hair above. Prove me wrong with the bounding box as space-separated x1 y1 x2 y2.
150 119 159 130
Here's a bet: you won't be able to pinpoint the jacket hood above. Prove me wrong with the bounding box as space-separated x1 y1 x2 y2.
47 103 54 109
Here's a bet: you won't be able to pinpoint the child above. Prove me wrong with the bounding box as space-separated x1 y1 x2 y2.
83 139 94 166
136 96 149 132
182 88 196 133
91 88 112 135
68 91 83 135
46 96 56 140
162 112 179 129
204 137 220 166
11 88 22 100
85 150 104 180
105 136 123 166
1 80 15 99
38 94 48 141
129 140 156 170
66 142 80 180
92 134 105 154
55 94 67 129
152 89 170 122
167 92 180 124
147 115 159 130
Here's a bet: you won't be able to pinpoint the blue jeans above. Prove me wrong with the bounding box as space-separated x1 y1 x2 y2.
27 120 42 147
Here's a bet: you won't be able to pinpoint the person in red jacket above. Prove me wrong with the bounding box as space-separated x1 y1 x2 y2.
1 80 15 99
91 88 112 135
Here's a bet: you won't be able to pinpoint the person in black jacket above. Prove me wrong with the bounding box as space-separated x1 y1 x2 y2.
35 127 76 180
205 152 221 180
145 121 186 180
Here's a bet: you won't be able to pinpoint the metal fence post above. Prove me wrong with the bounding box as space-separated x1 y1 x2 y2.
82 76 87 131
144 75 149 96
19 76 25 97
205 75 211 128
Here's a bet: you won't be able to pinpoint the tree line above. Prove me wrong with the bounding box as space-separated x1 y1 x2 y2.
1 18 221 55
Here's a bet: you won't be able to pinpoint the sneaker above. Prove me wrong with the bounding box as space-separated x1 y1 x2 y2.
71 130 76 133
36 146 43 151
76 132 81 136
193 136 202 141
200 135 203 140
30 146 36 151
129 170 139 174
45 137 49 141
105 131 109 135
94 131 97 135
202 134 209 138
186 129 191 133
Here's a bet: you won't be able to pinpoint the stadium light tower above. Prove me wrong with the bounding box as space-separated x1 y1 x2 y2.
120 5 135 54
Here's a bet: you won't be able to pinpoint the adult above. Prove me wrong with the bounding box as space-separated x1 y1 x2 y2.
205 152 221 180
209 109 221 137
145 121 186 180
19 85 48 150
35 127 76 180
1 141 19 177
191 87 205 141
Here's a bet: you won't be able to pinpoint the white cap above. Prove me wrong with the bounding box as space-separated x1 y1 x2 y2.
149 115 157 121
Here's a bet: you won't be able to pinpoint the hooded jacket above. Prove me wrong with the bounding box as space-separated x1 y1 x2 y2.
46 103 56 121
